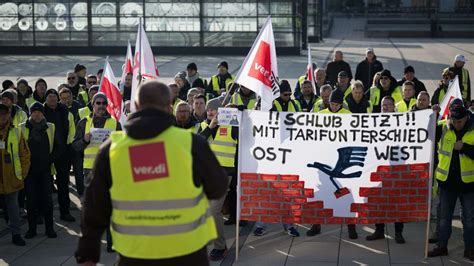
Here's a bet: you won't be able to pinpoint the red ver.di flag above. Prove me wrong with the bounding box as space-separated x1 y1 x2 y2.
100 58 123 123
439 75 463 120
234 16 279 111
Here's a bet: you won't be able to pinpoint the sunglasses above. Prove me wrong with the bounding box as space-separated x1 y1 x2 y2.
95 101 107 105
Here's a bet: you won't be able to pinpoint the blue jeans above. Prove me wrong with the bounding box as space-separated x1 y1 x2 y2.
438 187 474 249
3 191 21 235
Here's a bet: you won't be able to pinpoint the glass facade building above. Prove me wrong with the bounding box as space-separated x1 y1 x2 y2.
0 0 305 54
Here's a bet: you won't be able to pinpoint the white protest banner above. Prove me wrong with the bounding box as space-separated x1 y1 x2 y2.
238 110 436 224
90 128 113 146
218 107 241 126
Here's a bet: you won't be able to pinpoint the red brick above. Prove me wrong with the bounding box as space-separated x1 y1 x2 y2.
327 217 344 224
293 197 307 203
291 181 305 188
243 189 258 195
360 187 382 196
250 181 268 188
379 205 396 211
382 181 393 187
253 209 269 215
369 211 386 217
241 181 251 187
243 202 259 208
271 182 289 189
409 163 429 171
359 219 371 224
401 189 417 195
418 204 428 210
261 202 281 209
240 196 248 201
241 208 250 214
292 210 302 216
261 174 278 181
290 204 302 210
351 203 359 212
250 196 270 201
345 218 358 224
398 205 417 211
419 171 430 179
383 189 401 196
387 212 408 218
304 189 314 198
357 212 368 218
280 175 299 181
304 201 324 209
409 196 426 203
260 189 279 195
303 218 325 224
282 189 301 196
384 173 400 179
261 216 280 223
317 209 333 217
241 173 258 180
271 209 290 215
392 165 408 171
272 196 292 202
359 204 377 211
389 197 408 203
418 189 429 196
240 215 258 221
394 181 410 187
402 172 418 179
410 180 428 188
411 211 428 218
283 216 301 224
370 173 382 181
302 209 315 216
377 165 391 172
369 197 388 203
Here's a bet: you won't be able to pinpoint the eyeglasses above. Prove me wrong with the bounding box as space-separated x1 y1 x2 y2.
95 101 107 105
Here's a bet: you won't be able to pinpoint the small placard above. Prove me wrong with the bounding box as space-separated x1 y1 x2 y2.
218 108 240 126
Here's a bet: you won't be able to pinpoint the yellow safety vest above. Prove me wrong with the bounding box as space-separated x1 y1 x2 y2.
298 75 306 90
25 97 36 109
273 100 299 112
109 127 216 259
20 122 56 175
78 91 89 104
211 75 234 94
395 98 417 112
312 99 326 112
200 121 237 168
461 68 470 100
78 107 91 120
6 127 23 180
338 85 353 99
319 108 352 114
436 124 474 183
369 86 403 109
83 117 117 169
230 93 257 109
12 109 28 128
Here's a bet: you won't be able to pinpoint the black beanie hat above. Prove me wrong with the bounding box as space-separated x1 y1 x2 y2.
380 69 392 78
45 88 59 99
330 89 344 104
2 80 14 91
74 64 87 73
279 80 292 94
404 66 415 74
29 101 45 114
192 78 205 89
187 62 197 71
218 61 228 69
1 90 15 103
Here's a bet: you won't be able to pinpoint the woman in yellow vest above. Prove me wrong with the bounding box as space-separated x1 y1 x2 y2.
75 81 227 265
429 104 474 261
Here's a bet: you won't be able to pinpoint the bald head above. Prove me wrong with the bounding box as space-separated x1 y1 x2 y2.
135 80 171 112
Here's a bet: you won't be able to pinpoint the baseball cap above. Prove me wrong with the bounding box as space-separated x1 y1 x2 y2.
454 54 466 63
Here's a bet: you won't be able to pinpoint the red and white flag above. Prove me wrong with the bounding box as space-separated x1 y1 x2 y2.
120 40 134 92
131 19 159 112
100 58 126 125
307 44 314 82
439 75 463 120
234 16 279 111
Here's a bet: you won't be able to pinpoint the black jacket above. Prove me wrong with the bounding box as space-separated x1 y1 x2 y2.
75 108 227 265
66 100 82 124
44 103 71 156
325 60 352 86
296 94 318 112
366 76 399 113
355 57 383 92
397 77 427 97
178 82 192 101
25 119 57 175
32 90 46 104
122 86 132 102
346 94 370 113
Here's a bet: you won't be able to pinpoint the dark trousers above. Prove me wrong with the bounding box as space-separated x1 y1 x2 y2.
72 151 84 196
18 189 26 209
227 171 237 221
54 154 72 216
25 173 54 231
375 222 404 233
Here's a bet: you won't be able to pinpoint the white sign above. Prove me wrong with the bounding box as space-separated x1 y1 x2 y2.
90 128 113 146
218 108 241 126
239 110 436 217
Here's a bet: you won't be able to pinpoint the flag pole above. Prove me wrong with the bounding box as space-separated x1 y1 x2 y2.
98 56 109 92
424 112 437 258
137 17 143 86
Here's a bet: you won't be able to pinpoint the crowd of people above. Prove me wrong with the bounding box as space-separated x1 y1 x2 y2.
0 49 473 264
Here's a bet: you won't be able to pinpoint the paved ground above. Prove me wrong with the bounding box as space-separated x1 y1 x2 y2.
1 17 474 265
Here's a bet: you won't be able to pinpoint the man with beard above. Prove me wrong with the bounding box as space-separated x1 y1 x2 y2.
296 80 318 112
65 71 87 101
175 102 197 131
43 89 76 222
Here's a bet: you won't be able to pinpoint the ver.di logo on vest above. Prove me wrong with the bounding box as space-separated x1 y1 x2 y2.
129 142 169 182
